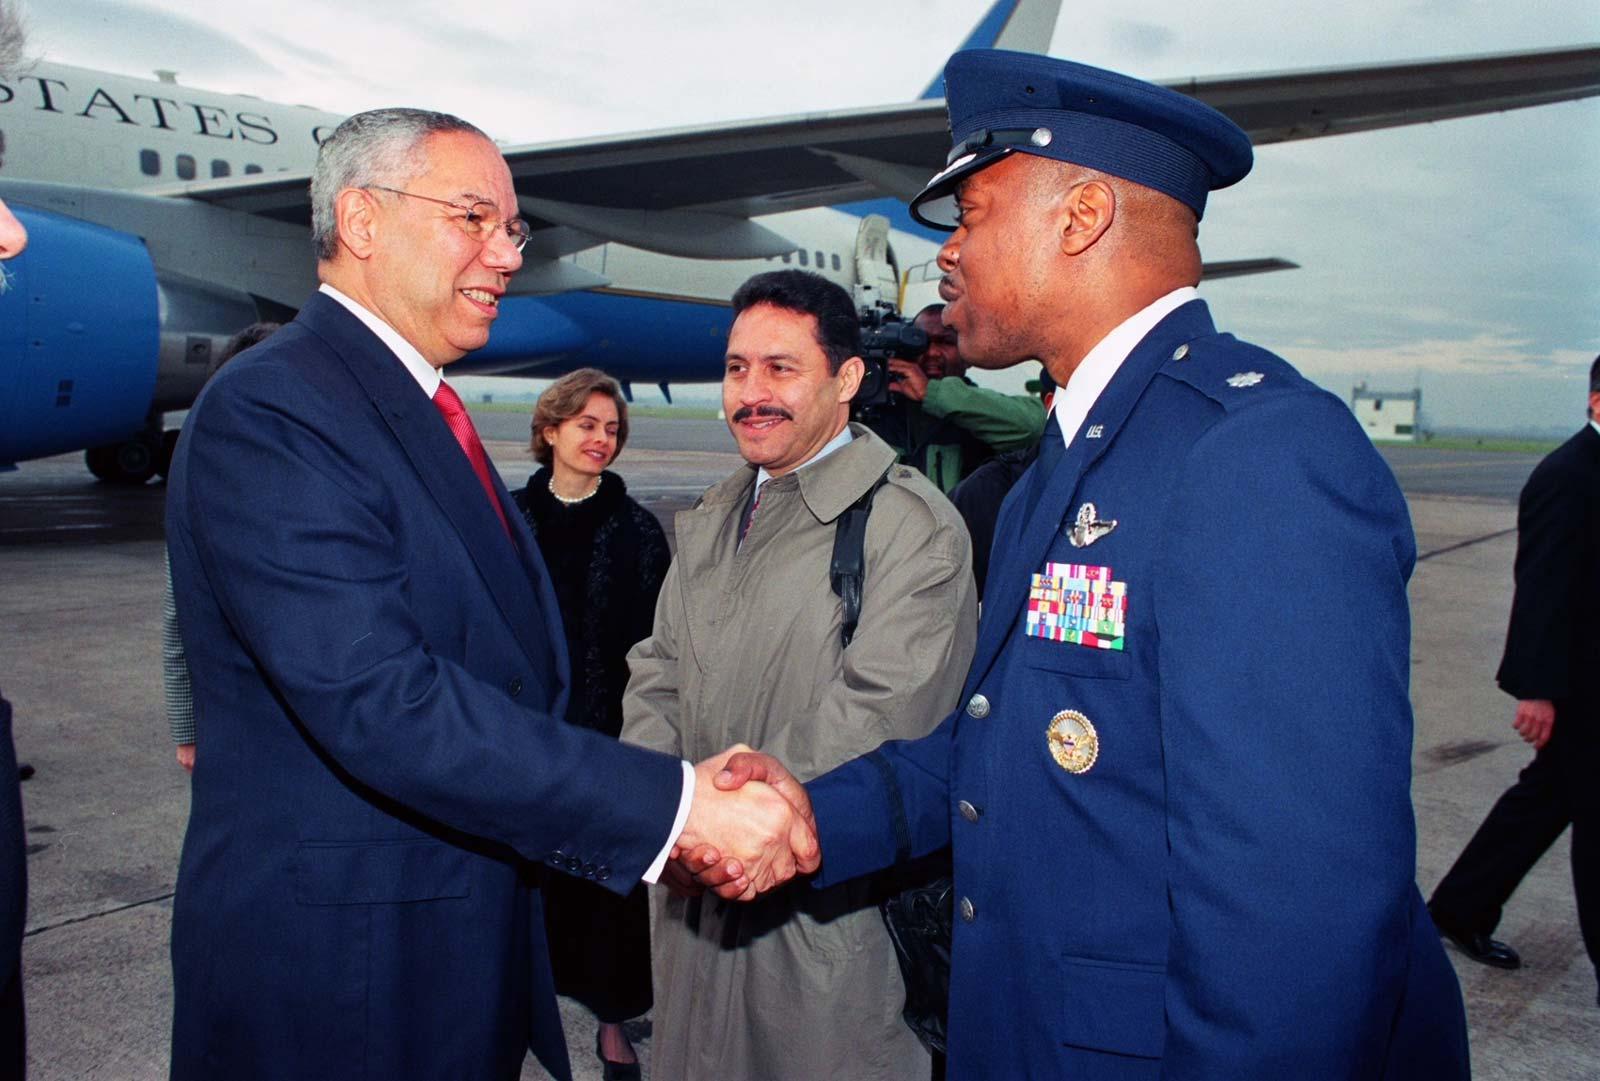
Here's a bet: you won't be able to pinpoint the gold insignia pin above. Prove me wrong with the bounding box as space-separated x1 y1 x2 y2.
1047 710 1100 774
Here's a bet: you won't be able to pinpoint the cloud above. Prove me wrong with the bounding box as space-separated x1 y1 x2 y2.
1106 20 1177 58
26 0 280 81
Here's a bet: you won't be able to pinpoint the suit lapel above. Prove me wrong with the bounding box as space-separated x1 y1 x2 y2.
964 300 1217 693
297 295 561 677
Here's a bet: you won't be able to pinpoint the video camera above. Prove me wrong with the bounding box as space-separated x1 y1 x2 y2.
852 301 928 410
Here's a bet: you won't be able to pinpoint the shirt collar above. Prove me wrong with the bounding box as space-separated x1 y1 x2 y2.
1590 419 1599 438
1052 285 1199 448
319 282 443 399
754 423 854 492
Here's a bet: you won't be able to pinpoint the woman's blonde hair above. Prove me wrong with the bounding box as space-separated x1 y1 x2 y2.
530 368 630 467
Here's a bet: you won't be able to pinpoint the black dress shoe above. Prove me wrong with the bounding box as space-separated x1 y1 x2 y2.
596 1029 641 1081
1436 925 1522 969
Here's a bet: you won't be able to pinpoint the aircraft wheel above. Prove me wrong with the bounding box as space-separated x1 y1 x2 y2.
85 437 158 486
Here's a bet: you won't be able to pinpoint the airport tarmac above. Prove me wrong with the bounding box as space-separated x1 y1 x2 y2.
0 417 1595 1079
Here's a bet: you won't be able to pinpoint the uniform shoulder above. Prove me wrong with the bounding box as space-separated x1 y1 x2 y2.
1157 333 1322 416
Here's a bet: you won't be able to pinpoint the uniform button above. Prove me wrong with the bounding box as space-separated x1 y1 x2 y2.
1172 343 1190 361
582 863 597 878
507 676 523 697
595 867 612 882
959 896 976 923
958 800 980 823
566 856 582 873
965 694 990 719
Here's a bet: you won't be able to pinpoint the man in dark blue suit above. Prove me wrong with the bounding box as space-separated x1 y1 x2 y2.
710 50 1469 1077
165 108 814 1081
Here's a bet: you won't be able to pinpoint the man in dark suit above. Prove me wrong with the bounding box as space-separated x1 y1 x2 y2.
1429 357 1600 1001
705 49 1469 1077
166 108 814 1081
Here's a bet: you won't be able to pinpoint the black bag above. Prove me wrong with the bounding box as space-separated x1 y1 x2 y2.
829 469 953 1056
877 864 953 1055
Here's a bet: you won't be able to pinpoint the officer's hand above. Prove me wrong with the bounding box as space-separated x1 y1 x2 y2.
888 359 929 402
1512 698 1555 749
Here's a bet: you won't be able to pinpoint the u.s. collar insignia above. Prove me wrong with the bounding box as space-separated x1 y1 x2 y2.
1085 424 1105 439
1047 710 1099 774
1225 371 1264 388
1067 502 1117 548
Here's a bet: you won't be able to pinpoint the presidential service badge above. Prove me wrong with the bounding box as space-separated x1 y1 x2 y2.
1047 710 1100 774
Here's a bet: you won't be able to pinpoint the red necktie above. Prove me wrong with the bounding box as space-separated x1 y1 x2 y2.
432 380 511 536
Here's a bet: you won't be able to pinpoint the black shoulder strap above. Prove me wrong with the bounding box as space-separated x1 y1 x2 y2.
831 466 893 649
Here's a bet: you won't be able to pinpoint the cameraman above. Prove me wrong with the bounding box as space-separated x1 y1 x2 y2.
857 304 1045 493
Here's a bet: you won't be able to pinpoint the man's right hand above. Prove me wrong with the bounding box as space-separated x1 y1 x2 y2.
1513 698 1556 749
672 748 819 900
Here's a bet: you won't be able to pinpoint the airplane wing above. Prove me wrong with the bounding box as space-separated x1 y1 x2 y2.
131 44 1600 275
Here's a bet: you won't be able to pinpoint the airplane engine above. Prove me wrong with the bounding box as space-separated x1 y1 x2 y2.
0 206 259 483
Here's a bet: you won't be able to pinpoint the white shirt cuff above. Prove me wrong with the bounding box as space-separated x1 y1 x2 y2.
642 760 696 884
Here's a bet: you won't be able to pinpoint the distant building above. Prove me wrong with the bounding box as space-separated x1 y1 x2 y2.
1350 383 1421 443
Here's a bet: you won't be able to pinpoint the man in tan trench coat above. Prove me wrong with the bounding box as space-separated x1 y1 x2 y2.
622 270 977 1080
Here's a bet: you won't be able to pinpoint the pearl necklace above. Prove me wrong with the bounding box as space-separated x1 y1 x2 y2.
549 475 601 505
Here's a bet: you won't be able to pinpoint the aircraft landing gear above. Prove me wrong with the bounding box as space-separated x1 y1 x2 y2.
85 426 164 486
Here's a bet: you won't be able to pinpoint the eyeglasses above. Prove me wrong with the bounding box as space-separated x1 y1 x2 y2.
368 186 532 252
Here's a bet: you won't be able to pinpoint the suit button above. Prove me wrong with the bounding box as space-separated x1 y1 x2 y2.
596 866 612 882
966 694 990 719
958 800 980 823
959 896 976 923
508 676 523 697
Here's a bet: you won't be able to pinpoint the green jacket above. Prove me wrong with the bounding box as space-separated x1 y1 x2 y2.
861 377 1046 493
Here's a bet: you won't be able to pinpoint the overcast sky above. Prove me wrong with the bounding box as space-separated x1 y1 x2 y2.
21 0 1600 431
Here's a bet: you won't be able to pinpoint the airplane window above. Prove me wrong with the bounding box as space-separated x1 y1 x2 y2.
815 251 824 267
798 250 809 266
244 164 263 175
831 254 841 271
782 253 791 263
140 150 160 177
211 160 231 179
176 154 197 181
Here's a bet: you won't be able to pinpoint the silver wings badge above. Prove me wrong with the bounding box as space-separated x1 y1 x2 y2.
1067 502 1118 548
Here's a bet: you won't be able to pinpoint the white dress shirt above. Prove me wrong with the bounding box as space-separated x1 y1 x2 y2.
1052 285 1200 449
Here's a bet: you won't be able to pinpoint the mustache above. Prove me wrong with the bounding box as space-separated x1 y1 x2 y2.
732 405 794 423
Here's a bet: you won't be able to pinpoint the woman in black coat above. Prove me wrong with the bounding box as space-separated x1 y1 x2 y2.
512 369 670 1080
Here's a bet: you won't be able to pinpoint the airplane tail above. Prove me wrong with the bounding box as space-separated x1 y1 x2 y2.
919 0 1062 98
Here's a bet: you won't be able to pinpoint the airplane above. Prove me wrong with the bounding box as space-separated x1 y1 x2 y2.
0 0 1596 483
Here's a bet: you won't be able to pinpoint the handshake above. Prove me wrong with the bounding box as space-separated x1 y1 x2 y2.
665 746 816 901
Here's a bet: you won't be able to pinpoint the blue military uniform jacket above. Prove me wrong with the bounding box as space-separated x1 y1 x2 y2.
809 300 1469 1079
165 294 684 1081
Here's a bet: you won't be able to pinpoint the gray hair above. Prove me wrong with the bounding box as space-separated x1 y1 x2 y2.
309 107 488 262
0 1 27 77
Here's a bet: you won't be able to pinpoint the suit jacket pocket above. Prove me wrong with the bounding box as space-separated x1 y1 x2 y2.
1022 635 1132 680
1059 954 1165 1059
294 838 472 905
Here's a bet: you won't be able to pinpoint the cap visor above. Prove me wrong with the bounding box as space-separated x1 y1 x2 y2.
908 146 1012 230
